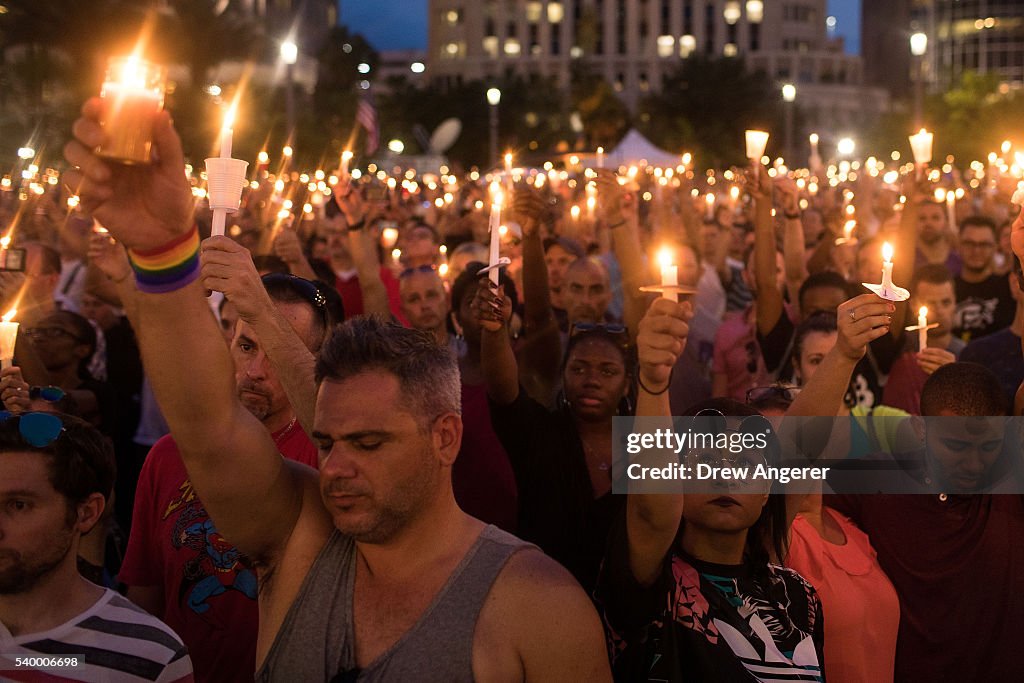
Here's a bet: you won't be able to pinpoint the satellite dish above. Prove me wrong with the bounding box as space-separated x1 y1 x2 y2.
429 119 462 154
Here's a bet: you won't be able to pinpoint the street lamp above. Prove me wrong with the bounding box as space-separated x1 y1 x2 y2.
910 32 928 128
281 39 298 138
486 87 501 167
782 83 796 162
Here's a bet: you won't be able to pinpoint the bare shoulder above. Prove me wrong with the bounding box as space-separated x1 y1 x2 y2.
473 549 612 683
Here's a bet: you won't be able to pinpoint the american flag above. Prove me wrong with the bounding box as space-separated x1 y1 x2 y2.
356 89 379 154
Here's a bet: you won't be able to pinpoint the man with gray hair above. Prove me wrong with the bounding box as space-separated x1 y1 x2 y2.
63 101 611 682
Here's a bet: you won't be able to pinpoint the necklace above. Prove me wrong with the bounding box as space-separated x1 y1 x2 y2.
273 417 298 447
580 435 611 472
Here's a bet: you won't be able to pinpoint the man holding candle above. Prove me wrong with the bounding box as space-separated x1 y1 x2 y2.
883 265 963 415
63 98 610 683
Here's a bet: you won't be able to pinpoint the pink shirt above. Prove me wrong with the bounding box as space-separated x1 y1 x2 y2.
712 307 770 401
786 507 900 683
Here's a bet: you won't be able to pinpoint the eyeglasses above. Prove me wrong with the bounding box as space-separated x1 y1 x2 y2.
0 411 66 447
399 264 438 279
29 385 66 402
261 273 329 329
23 327 83 342
745 385 801 405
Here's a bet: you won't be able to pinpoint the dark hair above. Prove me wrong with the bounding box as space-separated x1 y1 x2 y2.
959 215 998 239
679 398 789 567
793 311 838 363
562 327 636 378
910 263 954 291
252 254 290 275
316 316 461 425
921 362 1008 416
261 274 345 351
450 261 519 313
0 412 116 508
543 235 585 259
798 271 850 308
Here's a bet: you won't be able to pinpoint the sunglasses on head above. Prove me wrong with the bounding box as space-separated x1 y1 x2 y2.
570 322 629 348
261 273 329 327
30 385 66 402
745 385 801 405
0 411 66 448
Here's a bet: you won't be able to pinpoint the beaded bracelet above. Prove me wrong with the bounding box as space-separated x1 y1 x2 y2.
127 226 201 294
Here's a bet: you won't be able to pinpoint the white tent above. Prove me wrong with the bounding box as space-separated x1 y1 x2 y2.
606 129 680 168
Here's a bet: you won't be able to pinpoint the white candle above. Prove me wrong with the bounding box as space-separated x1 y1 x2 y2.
881 242 895 290
0 308 18 370
946 191 956 229
745 130 769 162
488 184 503 286
340 150 353 177
918 306 929 350
705 193 715 220
657 247 678 303
908 129 933 175
504 152 513 195
211 105 236 238
570 205 581 221
596 146 605 169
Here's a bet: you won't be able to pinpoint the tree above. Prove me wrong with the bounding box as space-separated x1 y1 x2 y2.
638 56 780 167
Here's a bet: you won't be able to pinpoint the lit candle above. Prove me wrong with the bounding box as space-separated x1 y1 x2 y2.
918 306 929 350
705 193 715 221
596 146 605 169
946 190 956 229
881 242 895 290
0 308 18 370
570 205 581 221
745 130 770 163
586 195 596 219
97 56 166 164
908 128 933 175
504 152 513 195
488 184 503 285
657 247 678 303
340 150 353 178
210 104 236 238
381 227 399 249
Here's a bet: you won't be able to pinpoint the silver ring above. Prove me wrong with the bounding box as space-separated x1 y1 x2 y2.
849 309 857 322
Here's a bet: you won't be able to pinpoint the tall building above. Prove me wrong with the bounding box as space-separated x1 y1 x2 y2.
426 0 887 133
861 0 913 98
910 0 1024 91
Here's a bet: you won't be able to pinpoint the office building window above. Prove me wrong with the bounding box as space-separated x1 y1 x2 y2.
526 1 542 22
548 2 565 23
657 34 675 57
680 33 697 57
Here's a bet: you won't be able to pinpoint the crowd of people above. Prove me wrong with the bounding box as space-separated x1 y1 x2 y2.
1 94 1024 682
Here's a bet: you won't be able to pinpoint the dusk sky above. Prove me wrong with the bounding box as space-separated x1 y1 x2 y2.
339 0 862 54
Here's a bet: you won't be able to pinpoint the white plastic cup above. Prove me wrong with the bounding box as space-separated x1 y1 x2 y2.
205 158 249 212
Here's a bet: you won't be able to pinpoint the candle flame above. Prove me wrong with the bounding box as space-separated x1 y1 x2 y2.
657 247 674 269
919 306 928 319
438 263 449 278
705 193 714 205
257 150 269 164
843 220 855 238
809 133 819 145
934 188 946 202
0 236 9 249
341 149 353 162
504 152 512 165
882 242 893 263
282 145 293 158
223 102 237 131
2 308 15 323
570 205 581 220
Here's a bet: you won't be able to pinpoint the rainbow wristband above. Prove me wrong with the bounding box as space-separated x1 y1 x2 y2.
127 226 201 294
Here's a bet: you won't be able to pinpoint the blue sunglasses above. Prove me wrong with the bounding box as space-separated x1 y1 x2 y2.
0 411 66 448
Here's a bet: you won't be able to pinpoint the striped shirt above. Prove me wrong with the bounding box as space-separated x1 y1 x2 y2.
1 589 193 683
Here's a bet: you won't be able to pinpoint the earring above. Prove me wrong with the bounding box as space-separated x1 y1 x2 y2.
619 395 634 415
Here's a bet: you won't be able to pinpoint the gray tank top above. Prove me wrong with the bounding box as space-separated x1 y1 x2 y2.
255 525 532 682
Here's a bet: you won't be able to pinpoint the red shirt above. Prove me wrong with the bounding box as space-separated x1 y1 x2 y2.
119 421 317 683
333 264 404 321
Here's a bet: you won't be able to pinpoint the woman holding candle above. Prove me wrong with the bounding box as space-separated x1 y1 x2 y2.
475 275 636 592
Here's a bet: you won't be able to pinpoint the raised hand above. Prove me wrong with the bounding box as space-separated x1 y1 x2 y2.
87 232 131 283
835 294 894 361
512 185 549 238
593 170 629 225
916 347 956 375
62 98 193 250
200 236 267 323
0 366 32 414
471 278 512 333
273 226 306 266
636 298 693 392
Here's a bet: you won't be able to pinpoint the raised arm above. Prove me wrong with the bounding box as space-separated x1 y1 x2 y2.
200 236 318 437
595 170 649 339
63 98 311 561
1011 204 1024 415
339 188 392 318
272 225 319 281
626 297 692 586
750 165 783 336
511 185 561 403
776 178 809 301
476 279 520 405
